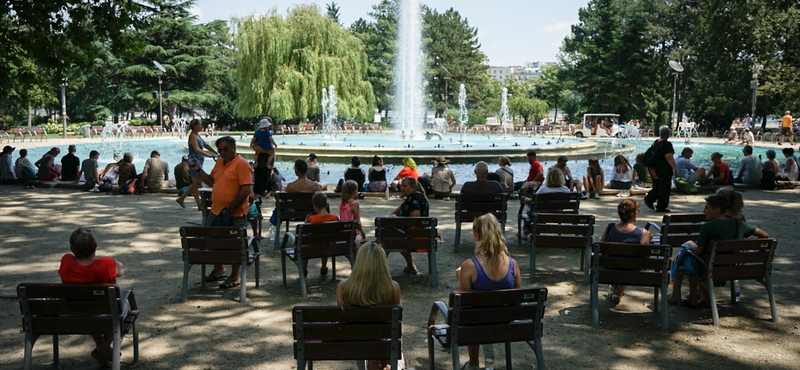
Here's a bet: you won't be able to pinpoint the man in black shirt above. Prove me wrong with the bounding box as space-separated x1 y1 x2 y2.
60 145 80 181
643 127 679 212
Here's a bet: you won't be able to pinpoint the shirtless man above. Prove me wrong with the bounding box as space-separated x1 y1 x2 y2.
549 155 583 194
285 159 320 193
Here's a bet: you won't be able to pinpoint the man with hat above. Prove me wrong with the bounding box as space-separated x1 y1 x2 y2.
427 156 456 198
0 145 17 184
740 127 754 145
734 145 762 186
60 144 80 181
548 155 583 197
779 111 794 145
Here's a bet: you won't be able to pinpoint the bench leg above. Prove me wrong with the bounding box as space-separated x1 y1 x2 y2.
23 333 38 370
112 327 121 370
133 321 139 365
660 282 669 333
240 263 247 303
730 280 736 304
201 264 206 288
298 260 308 298
430 249 438 288
591 273 599 328
530 242 537 284
504 342 511 370
181 261 190 303
53 335 59 368
454 221 461 253
707 275 720 326
281 251 288 286
451 341 461 370
427 329 435 370
332 256 336 280
529 338 545 370
759 276 779 322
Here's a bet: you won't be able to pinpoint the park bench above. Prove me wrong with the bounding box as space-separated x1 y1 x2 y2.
513 125 525 135
645 213 705 248
303 125 315 134
292 305 403 370
427 287 547 370
91 125 105 136
453 193 508 253
275 124 287 135
29 127 47 141
13 128 28 142
17 283 140 370
152 126 165 136
375 217 439 287
179 226 260 303
704 238 778 326
517 191 581 246
142 125 154 137
590 242 672 332
289 124 300 134
342 123 354 133
529 213 594 283
0 130 9 142
641 126 655 137
370 124 382 133
281 220 356 297
472 124 486 133
273 192 316 250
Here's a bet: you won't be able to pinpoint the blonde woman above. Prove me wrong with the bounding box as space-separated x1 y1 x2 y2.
535 167 570 194
337 241 402 370
495 156 514 193
177 119 219 210
391 157 419 190
455 213 521 370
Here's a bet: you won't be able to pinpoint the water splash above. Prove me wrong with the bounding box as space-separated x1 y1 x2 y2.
321 85 338 139
499 87 511 139
100 121 132 155
458 84 468 143
394 0 425 139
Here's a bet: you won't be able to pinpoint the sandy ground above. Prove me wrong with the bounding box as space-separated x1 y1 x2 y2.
1 183 799 370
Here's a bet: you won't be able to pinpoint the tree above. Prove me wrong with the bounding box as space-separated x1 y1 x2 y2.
509 96 547 124
350 0 398 114
234 5 375 122
542 63 566 123
326 2 341 24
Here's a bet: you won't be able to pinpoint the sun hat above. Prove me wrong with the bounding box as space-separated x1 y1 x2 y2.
432 156 449 164
257 117 273 130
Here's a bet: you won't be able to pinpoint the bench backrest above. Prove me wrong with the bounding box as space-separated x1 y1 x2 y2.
531 192 581 214
293 221 356 260
180 226 250 264
659 213 705 248
13 128 26 135
292 305 402 363
531 213 594 250
275 192 316 222
447 287 547 346
707 238 778 281
374 217 437 252
591 242 672 287
17 284 125 335
455 193 508 223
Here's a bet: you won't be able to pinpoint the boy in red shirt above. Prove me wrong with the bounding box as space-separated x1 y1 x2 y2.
284 192 339 277
58 228 127 367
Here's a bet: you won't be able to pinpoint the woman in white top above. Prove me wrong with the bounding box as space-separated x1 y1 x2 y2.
535 167 570 194
605 155 633 189
495 156 514 192
778 148 799 181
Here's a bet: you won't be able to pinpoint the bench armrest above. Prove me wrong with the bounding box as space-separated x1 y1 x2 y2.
645 222 662 233
427 301 449 327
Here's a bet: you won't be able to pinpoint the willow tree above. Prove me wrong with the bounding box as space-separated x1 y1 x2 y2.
234 5 375 122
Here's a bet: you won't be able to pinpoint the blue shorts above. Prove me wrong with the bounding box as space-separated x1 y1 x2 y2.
189 155 204 177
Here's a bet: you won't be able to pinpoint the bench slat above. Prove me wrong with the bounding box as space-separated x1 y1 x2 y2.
20 284 119 299
455 322 537 346
300 342 397 361
26 300 124 315
533 235 589 248
597 256 665 270
294 323 395 340
712 265 767 280
597 270 663 287
534 224 593 235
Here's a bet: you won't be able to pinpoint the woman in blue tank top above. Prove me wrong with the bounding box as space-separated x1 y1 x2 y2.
600 199 653 306
455 213 520 369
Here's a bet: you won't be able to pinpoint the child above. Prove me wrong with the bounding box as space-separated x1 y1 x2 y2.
58 227 132 368
302 192 338 276
339 180 366 247
582 158 604 199
633 153 652 188
250 117 278 170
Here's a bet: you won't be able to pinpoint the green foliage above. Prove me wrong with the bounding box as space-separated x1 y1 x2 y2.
234 5 375 122
350 0 398 113
467 109 486 126
509 96 547 124
326 2 341 23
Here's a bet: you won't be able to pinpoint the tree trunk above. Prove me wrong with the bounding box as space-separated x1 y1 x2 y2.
27 102 32 127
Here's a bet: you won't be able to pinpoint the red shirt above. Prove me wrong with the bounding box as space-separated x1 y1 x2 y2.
58 254 117 284
713 162 730 185
527 161 544 182
396 167 419 180
308 214 338 223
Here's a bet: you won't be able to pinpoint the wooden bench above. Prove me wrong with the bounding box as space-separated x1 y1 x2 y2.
91 125 105 136
342 123 354 133
273 192 316 250
645 213 705 248
13 128 28 142
375 217 439 287
289 124 300 134
370 124 382 133
29 127 47 141
529 213 594 283
705 238 779 326
453 193 508 253
427 287 547 370
275 124 287 135
517 192 581 246
590 242 672 332
152 126 165 136
281 221 356 297
179 226 260 303
0 130 9 142
293 305 403 370
17 283 140 370
142 125 154 137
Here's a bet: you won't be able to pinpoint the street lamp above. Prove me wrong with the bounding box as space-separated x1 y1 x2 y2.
153 61 167 127
751 63 763 129
669 60 684 129
60 81 68 138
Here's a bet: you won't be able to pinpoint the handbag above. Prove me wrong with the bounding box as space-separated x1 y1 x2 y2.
211 212 233 226
671 244 706 279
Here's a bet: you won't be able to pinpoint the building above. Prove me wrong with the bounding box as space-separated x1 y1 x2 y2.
488 62 555 83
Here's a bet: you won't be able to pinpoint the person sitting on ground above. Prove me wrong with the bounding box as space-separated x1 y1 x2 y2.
390 157 419 191
337 241 402 370
139 150 170 192
667 195 768 308
549 155 583 195
60 145 80 181
605 155 634 189
716 188 745 221
600 200 653 306
777 148 799 181
339 180 366 246
495 156 514 193
76 150 101 191
461 161 504 195
633 153 652 188
35 147 61 181
454 213 521 370
724 127 738 144
116 152 139 193
305 153 326 190
343 156 367 191
583 158 604 199
389 176 429 274
734 145 762 186
705 152 730 185
0 145 16 184
425 156 456 198
675 148 707 184
285 159 320 193
174 156 192 196
367 155 388 192
15 149 37 187
740 127 754 145
763 149 781 179
58 227 131 368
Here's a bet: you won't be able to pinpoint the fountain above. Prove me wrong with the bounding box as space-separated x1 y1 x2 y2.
321 85 338 137
457 84 468 143
394 0 425 139
499 87 511 139
100 121 132 155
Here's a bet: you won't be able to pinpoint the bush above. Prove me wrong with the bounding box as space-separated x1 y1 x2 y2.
129 118 156 126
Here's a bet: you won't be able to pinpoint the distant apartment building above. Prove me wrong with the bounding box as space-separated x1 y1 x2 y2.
488 62 555 83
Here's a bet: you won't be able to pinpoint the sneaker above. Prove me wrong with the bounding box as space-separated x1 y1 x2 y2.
91 187 100 193
594 193 600 199
580 193 589 200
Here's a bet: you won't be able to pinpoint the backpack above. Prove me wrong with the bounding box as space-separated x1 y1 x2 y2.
643 140 665 168
675 177 697 194
760 167 776 190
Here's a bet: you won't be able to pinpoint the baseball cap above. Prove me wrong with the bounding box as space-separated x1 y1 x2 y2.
2 145 15 153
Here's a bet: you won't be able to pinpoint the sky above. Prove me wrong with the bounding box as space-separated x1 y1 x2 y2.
192 0 590 66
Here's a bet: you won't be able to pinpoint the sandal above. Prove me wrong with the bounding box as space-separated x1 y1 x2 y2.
219 277 241 289
403 267 418 275
204 270 227 282
91 349 112 368
682 299 710 309
667 294 678 306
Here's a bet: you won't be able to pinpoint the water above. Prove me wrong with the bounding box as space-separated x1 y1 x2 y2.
457 84 468 143
394 0 425 138
321 85 338 137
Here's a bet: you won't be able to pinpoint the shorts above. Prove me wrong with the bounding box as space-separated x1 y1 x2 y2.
688 171 702 184
189 155 204 177
609 181 631 189
782 127 792 135
367 181 387 192
38 172 58 181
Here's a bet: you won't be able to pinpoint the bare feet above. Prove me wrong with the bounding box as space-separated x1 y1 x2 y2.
176 198 185 208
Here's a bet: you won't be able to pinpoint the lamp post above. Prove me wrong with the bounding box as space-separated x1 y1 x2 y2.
60 82 67 138
153 61 167 127
751 63 763 128
669 60 684 130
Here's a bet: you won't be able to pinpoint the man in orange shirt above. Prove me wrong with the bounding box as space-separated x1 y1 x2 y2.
191 136 254 289
779 111 794 145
